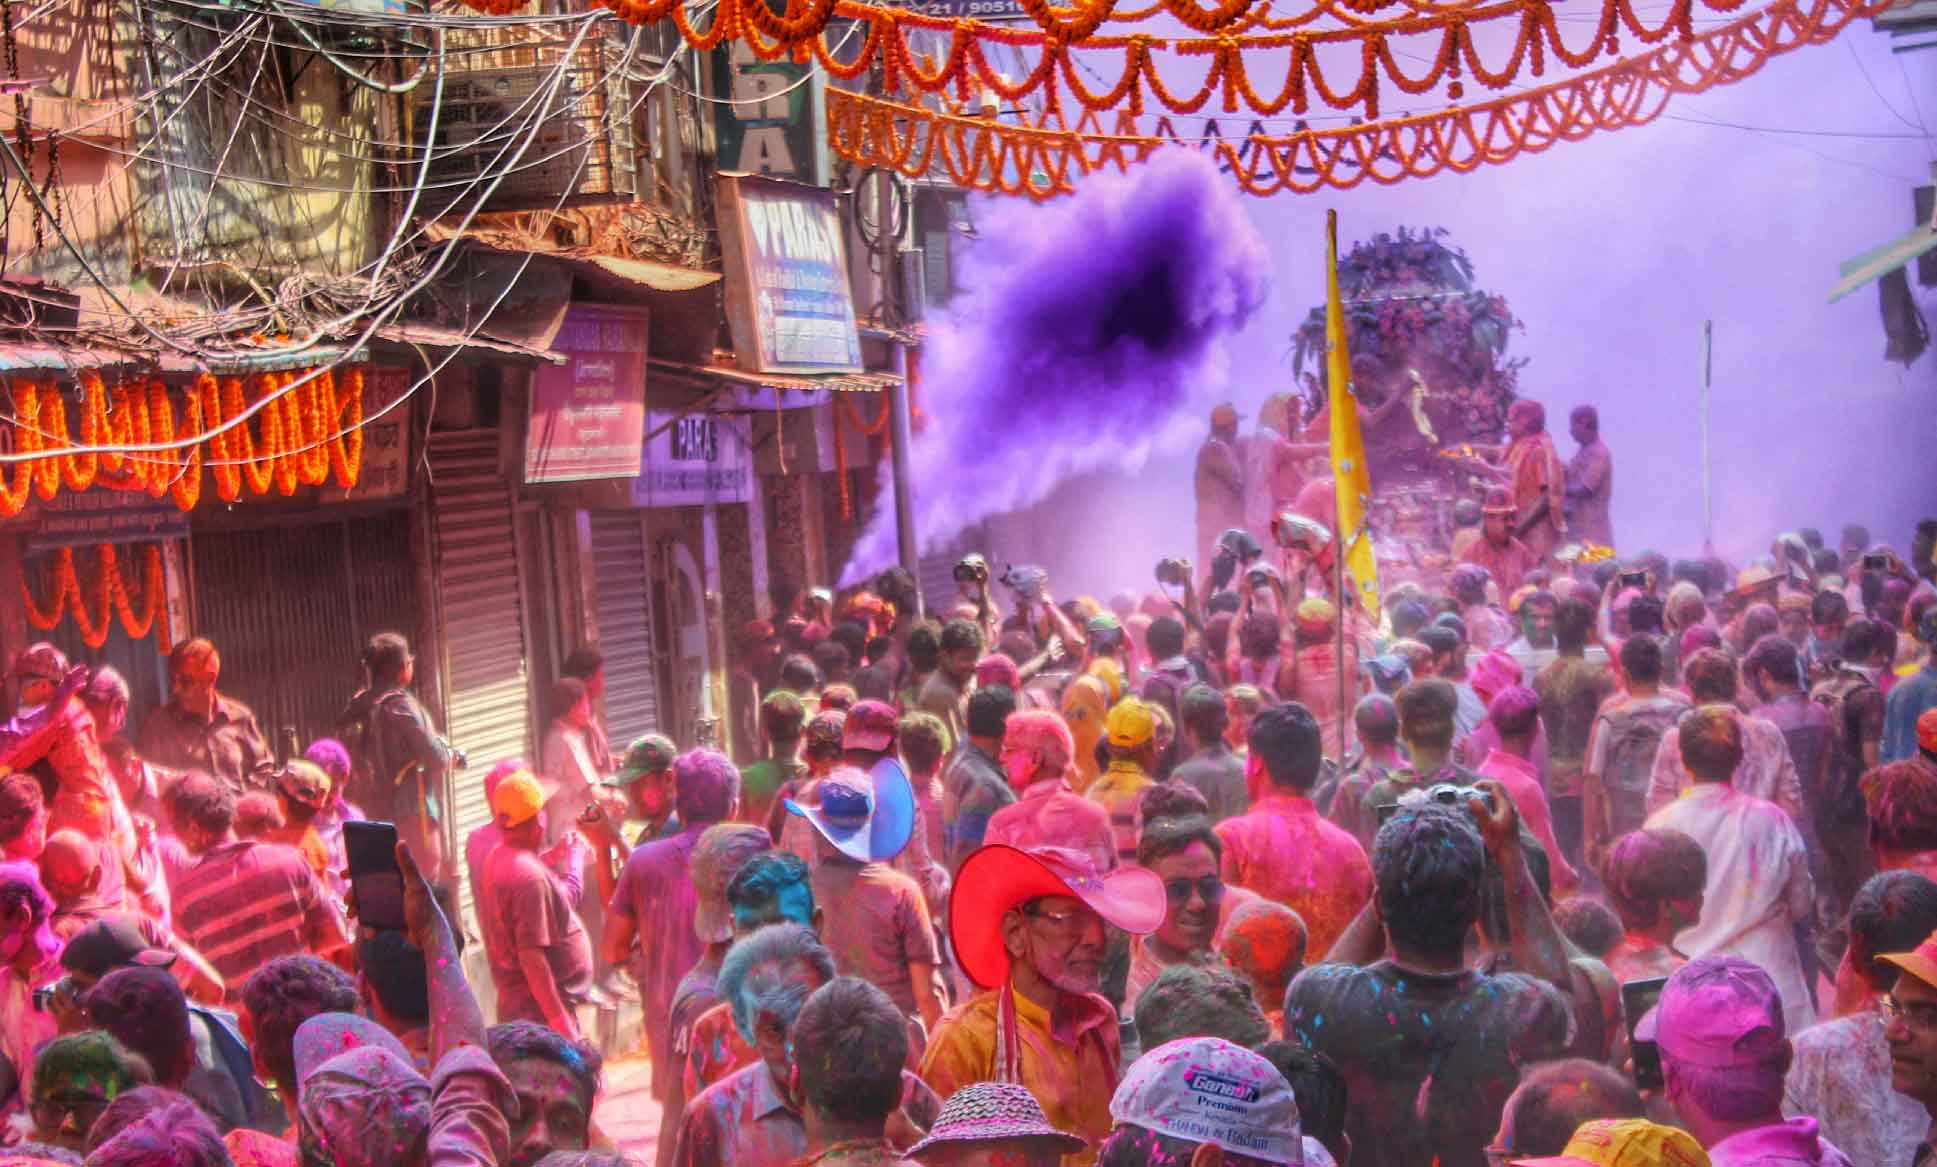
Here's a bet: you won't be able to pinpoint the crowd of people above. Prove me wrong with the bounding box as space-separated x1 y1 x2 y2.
1 483 1936 1167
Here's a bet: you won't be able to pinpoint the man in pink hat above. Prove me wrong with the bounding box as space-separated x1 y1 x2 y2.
920 844 1164 1165
1643 954 1851 1167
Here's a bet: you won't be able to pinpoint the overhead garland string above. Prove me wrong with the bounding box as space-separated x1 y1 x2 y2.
821 0 1885 196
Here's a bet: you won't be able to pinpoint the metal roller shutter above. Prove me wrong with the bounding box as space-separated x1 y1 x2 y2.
588 511 659 748
428 430 531 920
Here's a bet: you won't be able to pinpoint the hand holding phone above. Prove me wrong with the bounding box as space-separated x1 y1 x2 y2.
1622 976 1669 1090
344 820 408 932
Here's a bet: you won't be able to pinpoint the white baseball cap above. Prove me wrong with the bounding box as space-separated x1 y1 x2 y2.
1109 1037 1303 1166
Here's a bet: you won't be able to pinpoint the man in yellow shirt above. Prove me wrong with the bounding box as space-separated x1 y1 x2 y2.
1085 701 1158 867
918 844 1163 1166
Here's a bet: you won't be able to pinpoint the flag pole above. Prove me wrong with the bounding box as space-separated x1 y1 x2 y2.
1701 320 1714 556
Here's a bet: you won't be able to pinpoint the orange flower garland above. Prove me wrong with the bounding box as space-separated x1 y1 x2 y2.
17 543 169 650
0 366 367 517
822 0 1883 196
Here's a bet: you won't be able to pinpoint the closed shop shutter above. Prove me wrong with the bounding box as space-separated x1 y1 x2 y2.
588 511 659 747
428 430 531 919
188 512 416 759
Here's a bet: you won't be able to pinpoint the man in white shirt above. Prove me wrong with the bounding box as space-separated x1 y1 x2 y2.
1645 704 1817 1031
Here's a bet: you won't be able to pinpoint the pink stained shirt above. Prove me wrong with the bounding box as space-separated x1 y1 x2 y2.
1214 793 1373 962
984 778 1117 873
1644 715 1807 825
1474 749 1580 893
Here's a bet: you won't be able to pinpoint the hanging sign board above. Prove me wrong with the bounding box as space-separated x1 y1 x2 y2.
634 411 753 508
525 303 650 482
21 492 190 552
715 174 863 375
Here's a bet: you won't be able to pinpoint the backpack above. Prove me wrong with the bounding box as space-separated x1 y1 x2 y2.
1812 670 1877 821
1597 698 1685 834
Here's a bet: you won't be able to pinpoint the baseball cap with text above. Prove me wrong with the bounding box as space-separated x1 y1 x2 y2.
1109 1036 1302 1166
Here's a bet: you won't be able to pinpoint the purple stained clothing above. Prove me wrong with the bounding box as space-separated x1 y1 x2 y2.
1645 715 1806 824
609 822 707 1099
476 845 594 1028
1566 437 1614 548
426 1045 514 1167
1286 960 1572 1167
811 857 941 1017
1456 718 1550 784
1783 1006 1927 1167
1707 1117 1853 1167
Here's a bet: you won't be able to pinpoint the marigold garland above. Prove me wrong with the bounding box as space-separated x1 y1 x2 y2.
0 366 368 518
569 0 1760 124
18 543 169 650
822 0 1882 197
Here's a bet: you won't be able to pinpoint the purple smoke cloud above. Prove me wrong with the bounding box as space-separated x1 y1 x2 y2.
841 149 1270 585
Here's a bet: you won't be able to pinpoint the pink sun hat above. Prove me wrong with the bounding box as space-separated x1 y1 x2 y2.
907 1082 1088 1160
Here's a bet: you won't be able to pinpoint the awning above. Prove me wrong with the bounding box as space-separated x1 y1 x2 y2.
1829 221 1937 302
422 222 720 294
648 356 902 403
374 323 568 365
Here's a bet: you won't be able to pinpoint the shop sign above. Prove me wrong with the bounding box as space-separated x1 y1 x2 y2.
711 40 821 184
716 174 863 375
634 411 753 507
23 492 190 552
321 406 410 503
892 0 1027 17
525 303 650 483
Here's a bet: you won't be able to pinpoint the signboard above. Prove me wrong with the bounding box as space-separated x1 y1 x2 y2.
634 411 753 508
23 491 190 553
715 174 864 375
711 40 821 184
895 0 1028 17
322 369 411 503
525 303 650 483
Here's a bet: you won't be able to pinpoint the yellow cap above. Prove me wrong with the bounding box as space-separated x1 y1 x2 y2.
491 770 545 828
1512 1119 1709 1167
1107 699 1157 749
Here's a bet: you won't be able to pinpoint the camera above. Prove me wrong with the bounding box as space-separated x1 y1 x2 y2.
1425 782 1497 812
1617 569 1649 591
953 554 990 585
1271 511 1333 554
1863 552 1889 572
1000 563 1049 604
1246 563 1281 590
1155 557 1191 588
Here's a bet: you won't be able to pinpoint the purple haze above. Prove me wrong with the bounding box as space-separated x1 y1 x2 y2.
841 149 1270 584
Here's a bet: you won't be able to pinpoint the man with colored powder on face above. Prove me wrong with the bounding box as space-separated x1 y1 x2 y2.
1873 921 1937 1167
0 861 61 1113
29 1031 150 1154
921 621 984 752
1472 398 1568 561
1644 955 1852 1167
985 710 1116 874
1216 702 1373 962
921 845 1166 1164
1644 705 1816 1031
1286 797 1572 1167
486 1021 603 1167
1461 489 1541 599
1170 684 1248 825
138 637 274 796
1783 871 1937 1167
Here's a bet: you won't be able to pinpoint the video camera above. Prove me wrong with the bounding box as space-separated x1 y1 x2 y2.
1154 557 1191 588
1270 510 1333 555
953 554 990 585
1210 529 1264 592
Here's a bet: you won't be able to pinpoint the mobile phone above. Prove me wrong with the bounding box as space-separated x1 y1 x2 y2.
1864 552 1889 571
344 820 408 932
1618 569 1649 591
1622 976 1669 1090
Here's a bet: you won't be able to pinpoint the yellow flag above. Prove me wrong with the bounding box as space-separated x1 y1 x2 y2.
1326 210 1380 624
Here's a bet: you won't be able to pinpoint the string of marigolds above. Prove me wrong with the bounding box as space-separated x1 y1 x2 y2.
18 543 169 650
0 368 367 518
820 0 1882 196
570 0 1758 122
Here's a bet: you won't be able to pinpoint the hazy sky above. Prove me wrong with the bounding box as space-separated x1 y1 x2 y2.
942 21 1937 597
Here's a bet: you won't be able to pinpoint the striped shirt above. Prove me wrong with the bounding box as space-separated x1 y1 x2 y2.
171 840 348 991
